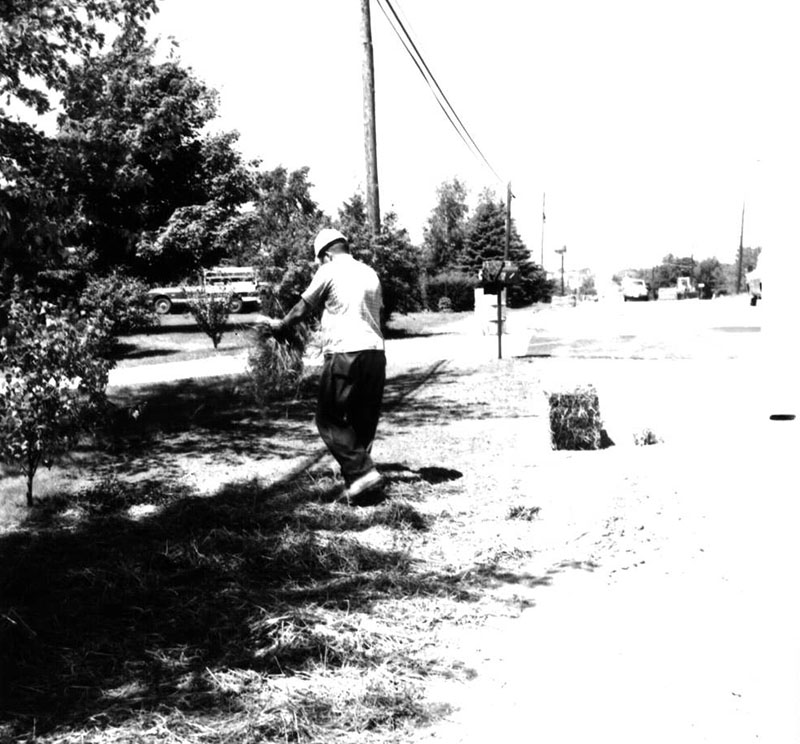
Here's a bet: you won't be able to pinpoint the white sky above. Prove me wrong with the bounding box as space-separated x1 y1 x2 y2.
146 0 800 277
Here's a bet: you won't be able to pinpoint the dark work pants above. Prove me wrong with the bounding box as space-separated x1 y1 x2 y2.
316 350 386 485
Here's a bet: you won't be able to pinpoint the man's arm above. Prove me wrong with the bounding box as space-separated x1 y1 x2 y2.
262 298 311 333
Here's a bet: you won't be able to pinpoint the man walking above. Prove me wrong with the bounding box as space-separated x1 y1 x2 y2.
262 228 386 503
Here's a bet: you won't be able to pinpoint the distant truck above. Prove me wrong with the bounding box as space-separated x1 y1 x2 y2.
657 276 697 301
621 276 649 301
147 266 263 314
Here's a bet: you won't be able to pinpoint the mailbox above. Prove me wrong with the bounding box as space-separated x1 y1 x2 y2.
481 260 519 294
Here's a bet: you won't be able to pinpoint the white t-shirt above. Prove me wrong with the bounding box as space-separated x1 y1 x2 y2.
301 254 384 353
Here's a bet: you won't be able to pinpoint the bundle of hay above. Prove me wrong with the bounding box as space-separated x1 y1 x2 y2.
548 385 607 450
249 322 310 404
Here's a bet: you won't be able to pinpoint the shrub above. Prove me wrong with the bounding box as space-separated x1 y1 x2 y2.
425 271 476 312
79 270 157 354
187 293 232 349
0 291 111 505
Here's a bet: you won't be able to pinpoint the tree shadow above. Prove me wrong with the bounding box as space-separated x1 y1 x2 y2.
0 361 571 738
110 343 179 361
0 472 467 738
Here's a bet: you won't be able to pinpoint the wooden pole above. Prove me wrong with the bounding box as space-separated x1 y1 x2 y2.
361 0 380 235
540 192 546 269
736 202 745 293
496 183 515 359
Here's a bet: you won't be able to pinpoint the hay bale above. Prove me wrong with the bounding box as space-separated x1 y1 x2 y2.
548 385 607 450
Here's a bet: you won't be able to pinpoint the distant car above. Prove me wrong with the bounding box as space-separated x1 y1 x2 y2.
621 277 649 301
147 266 263 314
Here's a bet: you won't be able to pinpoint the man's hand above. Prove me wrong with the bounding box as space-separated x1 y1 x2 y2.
255 316 284 334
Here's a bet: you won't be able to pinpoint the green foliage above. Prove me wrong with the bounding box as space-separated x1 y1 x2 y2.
422 178 469 272
249 167 326 314
57 38 258 278
695 257 728 296
337 194 424 320
1 1 157 291
187 294 232 349
424 271 477 312
648 254 697 289
462 191 551 307
78 270 157 353
1 0 157 116
0 291 111 505
0 122 75 291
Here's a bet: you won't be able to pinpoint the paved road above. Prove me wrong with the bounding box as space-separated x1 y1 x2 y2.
414 299 800 744
520 295 762 360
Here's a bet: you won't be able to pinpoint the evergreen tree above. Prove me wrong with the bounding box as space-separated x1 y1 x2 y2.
337 194 423 319
463 190 552 306
422 178 469 272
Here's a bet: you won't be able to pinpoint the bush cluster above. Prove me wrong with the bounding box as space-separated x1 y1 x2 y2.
0 291 112 505
423 271 477 312
79 270 157 354
187 293 232 349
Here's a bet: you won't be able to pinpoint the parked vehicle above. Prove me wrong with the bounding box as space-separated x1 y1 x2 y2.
657 276 697 301
147 266 263 314
621 276 649 301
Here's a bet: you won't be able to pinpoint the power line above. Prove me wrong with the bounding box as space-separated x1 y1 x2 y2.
374 0 504 184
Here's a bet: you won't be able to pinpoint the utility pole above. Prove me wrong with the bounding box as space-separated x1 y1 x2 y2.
504 182 513 260
361 0 380 235
497 182 514 359
556 246 567 296
736 202 745 293
540 192 546 269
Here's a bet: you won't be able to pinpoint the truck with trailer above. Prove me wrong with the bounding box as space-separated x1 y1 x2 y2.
147 266 263 314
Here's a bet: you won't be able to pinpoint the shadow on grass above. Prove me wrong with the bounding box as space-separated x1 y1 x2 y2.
383 327 458 340
100 362 509 471
0 361 558 737
0 473 468 738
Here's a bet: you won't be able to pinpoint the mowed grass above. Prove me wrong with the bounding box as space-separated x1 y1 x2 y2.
0 311 555 743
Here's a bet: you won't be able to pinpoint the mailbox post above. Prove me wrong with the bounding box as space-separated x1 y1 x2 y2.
481 259 519 359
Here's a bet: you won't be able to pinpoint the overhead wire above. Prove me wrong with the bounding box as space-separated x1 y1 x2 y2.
374 0 504 185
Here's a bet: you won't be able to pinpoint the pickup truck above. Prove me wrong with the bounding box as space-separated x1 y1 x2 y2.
621 277 649 301
147 266 263 314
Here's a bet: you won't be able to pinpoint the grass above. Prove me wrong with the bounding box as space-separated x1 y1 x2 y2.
1 310 615 743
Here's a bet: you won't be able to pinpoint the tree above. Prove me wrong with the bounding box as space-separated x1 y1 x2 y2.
695 257 727 297
1 0 157 116
649 254 696 289
336 194 423 319
422 178 469 272
58 36 258 279
248 167 326 315
1 0 158 290
0 290 111 505
0 124 73 288
78 270 156 355
462 190 551 306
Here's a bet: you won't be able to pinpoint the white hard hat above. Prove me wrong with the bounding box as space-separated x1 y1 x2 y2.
313 228 347 260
